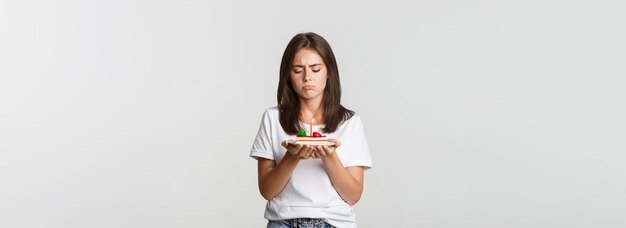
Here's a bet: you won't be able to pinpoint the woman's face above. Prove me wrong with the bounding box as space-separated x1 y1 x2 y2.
290 48 328 101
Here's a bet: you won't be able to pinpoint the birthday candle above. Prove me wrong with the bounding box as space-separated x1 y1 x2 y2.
310 118 314 136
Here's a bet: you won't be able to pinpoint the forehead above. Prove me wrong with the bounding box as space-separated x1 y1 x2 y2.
292 48 324 65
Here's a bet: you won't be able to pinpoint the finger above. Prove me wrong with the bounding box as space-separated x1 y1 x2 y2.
322 145 334 155
316 146 326 157
306 151 315 158
302 150 311 158
282 140 289 148
299 149 310 159
309 146 317 154
294 144 304 153
298 145 309 155
288 143 303 155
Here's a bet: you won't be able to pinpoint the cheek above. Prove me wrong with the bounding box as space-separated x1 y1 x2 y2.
320 80 327 90
289 75 300 85
289 79 302 93
319 73 328 87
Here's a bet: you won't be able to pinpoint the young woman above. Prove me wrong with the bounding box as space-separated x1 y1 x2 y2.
250 32 372 228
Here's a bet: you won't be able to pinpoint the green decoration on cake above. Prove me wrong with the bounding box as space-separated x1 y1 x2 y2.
297 129 307 136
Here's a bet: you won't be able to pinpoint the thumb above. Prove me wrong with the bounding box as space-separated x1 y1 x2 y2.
281 140 288 148
328 138 341 147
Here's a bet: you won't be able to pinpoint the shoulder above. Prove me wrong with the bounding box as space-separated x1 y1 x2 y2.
260 106 280 121
266 106 279 114
340 112 365 131
346 113 361 123
263 106 278 115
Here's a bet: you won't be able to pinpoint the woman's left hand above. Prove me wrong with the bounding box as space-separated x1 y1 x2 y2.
312 139 341 159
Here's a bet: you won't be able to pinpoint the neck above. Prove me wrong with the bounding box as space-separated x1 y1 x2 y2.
299 96 323 123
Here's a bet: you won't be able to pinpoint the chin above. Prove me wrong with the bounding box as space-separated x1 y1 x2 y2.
298 92 321 100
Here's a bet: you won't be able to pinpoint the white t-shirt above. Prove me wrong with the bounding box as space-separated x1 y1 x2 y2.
250 107 372 228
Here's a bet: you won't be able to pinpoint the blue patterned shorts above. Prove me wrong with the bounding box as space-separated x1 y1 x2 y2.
267 218 336 228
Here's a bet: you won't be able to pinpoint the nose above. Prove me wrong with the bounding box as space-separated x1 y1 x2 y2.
303 67 312 82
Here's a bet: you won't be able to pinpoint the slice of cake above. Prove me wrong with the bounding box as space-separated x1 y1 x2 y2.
290 130 335 146
294 136 331 145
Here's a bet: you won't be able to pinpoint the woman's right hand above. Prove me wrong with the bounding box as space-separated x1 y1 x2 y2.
281 140 315 159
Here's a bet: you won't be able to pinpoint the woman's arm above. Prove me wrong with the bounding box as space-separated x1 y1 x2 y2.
320 152 364 206
257 143 314 200
313 139 364 206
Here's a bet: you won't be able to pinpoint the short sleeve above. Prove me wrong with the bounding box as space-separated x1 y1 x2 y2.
340 116 373 170
250 110 274 160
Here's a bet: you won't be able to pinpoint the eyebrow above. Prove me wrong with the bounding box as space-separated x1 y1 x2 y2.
292 64 323 68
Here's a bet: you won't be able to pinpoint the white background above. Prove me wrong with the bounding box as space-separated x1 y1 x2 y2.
1 0 625 227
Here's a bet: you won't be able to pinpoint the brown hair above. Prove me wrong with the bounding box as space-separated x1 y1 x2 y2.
277 32 354 135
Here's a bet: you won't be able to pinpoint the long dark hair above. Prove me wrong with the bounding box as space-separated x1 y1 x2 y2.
277 32 354 135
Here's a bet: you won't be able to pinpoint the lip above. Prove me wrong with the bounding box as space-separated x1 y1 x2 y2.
303 85 315 90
